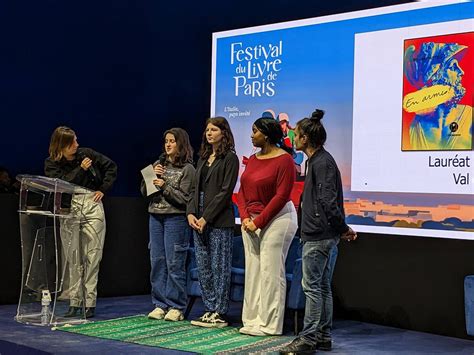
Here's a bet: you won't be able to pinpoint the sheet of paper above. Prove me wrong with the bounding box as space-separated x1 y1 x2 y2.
141 164 159 196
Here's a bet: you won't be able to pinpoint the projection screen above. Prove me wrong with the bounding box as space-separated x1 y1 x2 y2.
211 0 474 240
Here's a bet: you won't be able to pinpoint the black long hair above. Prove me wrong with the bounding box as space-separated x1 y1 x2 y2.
253 117 293 154
296 109 327 148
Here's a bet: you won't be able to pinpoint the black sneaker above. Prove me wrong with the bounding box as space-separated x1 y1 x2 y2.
207 312 228 328
191 312 228 328
316 340 332 351
190 311 212 327
279 337 317 354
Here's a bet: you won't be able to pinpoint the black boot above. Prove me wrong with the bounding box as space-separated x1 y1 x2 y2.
85 307 95 318
64 306 80 318
316 340 332 351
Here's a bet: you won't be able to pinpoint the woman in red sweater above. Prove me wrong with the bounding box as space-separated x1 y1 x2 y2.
237 117 298 336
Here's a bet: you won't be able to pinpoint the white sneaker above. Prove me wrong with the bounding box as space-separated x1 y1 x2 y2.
164 309 184 321
148 307 166 320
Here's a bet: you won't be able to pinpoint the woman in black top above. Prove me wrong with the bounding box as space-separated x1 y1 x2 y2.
44 126 117 318
187 117 239 328
280 110 356 354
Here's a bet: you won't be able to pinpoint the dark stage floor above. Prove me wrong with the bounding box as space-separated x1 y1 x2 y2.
1 295 474 354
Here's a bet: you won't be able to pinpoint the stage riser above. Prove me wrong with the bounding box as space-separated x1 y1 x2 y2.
1 194 473 339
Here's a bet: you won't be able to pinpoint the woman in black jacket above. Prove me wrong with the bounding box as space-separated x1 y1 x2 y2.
44 126 117 318
187 117 239 328
280 110 356 354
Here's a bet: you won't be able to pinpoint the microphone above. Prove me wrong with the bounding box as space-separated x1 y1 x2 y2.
78 151 97 178
156 154 167 178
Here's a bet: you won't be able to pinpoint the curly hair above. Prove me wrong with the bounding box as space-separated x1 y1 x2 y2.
199 117 235 160
163 127 194 166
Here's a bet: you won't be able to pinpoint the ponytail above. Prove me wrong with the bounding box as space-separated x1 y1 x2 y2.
278 138 294 155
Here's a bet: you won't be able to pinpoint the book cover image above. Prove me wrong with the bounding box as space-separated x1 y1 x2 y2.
401 32 474 151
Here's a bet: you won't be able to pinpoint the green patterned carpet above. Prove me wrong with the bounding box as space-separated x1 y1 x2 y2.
57 315 293 354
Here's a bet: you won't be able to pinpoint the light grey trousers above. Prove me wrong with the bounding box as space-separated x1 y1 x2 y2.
241 201 297 335
61 194 106 308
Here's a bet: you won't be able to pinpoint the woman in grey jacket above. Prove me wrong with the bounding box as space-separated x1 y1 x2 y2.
140 127 195 322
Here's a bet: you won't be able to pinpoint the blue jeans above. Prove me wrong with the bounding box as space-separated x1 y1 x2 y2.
299 237 339 344
149 214 190 311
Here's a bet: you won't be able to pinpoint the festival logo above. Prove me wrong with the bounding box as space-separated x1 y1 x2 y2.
230 41 283 98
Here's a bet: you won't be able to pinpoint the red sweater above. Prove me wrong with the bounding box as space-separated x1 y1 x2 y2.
237 153 295 229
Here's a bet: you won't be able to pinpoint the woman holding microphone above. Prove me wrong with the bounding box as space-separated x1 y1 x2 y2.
141 127 195 322
44 126 117 318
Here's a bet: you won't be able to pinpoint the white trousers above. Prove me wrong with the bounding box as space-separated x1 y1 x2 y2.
241 201 297 335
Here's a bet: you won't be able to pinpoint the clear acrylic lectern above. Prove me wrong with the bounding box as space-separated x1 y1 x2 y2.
15 175 93 326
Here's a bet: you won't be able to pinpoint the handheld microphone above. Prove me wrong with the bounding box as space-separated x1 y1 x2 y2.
156 154 167 178
78 151 97 178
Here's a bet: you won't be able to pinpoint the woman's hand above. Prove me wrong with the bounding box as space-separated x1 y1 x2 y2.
187 214 200 231
80 158 92 171
241 218 251 231
197 217 207 234
243 219 257 232
153 164 165 176
341 227 357 242
153 178 165 187
93 191 104 202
